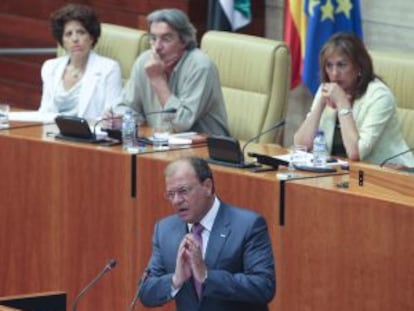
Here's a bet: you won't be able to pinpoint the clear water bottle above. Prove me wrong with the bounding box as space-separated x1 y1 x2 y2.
122 110 138 152
313 130 328 167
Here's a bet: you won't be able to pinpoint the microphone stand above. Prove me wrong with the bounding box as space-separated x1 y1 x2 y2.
71 259 117 311
241 119 285 159
240 120 286 171
127 268 150 311
379 147 414 167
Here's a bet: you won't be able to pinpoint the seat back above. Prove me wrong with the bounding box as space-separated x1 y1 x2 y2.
201 31 291 144
58 23 149 83
370 51 414 147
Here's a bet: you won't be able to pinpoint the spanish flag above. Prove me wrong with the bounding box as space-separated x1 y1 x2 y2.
207 0 251 31
284 0 363 94
283 0 306 89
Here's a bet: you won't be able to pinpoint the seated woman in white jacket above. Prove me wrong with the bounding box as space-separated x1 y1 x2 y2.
38 3 122 119
294 32 414 167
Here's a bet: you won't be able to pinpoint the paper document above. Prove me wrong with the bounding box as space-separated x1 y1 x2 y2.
274 152 348 167
9 111 57 123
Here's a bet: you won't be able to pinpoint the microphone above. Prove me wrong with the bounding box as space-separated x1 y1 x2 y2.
379 147 414 167
128 267 150 311
71 259 117 311
241 119 286 160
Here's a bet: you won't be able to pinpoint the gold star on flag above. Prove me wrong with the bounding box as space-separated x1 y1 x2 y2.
336 0 353 19
321 0 335 22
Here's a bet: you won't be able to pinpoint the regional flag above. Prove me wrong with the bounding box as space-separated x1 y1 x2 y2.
207 0 252 31
303 0 363 95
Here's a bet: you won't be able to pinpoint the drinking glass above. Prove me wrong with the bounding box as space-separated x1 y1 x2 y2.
289 144 307 169
152 114 173 150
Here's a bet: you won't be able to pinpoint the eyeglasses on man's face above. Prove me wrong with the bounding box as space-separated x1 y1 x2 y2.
149 33 178 45
164 183 199 201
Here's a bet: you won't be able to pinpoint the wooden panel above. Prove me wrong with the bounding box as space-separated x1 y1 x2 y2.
0 58 43 85
0 125 136 311
0 80 41 109
0 15 54 46
282 175 414 311
0 2 67 20
89 0 149 13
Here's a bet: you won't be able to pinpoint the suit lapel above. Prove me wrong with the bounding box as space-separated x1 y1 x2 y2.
52 56 69 96
204 203 231 267
77 52 101 116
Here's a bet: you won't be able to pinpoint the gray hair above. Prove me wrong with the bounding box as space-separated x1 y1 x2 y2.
147 8 197 50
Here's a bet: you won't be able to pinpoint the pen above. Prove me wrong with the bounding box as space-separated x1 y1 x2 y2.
110 107 114 128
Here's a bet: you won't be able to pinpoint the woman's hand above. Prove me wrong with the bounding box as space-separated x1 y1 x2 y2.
321 82 351 109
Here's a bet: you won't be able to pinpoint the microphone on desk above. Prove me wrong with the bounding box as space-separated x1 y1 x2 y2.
206 119 285 169
379 147 414 167
241 119 286 162
71 259 117 311
127 267 150 311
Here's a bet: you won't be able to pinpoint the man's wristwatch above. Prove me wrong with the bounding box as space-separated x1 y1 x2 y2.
338 108 353 116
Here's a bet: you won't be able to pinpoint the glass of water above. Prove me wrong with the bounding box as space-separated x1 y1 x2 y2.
152 113 173 150
289 144 307 170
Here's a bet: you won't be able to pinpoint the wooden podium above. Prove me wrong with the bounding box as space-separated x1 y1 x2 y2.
0 292 65 311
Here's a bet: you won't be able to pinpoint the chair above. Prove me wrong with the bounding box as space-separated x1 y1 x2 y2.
370 51 414 147
200 31 291 144
58 23 149 83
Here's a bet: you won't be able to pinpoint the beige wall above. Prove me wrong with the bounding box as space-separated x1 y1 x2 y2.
264 0 414 146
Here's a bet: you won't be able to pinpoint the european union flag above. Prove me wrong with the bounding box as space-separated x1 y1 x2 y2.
303 0 363 95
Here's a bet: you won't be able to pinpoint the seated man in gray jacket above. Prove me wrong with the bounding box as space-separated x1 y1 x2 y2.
110 8 229 136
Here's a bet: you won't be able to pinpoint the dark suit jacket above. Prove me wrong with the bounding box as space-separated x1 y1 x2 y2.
139 202 276 311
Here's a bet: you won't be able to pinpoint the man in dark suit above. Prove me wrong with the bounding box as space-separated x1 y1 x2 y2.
138 156 276 311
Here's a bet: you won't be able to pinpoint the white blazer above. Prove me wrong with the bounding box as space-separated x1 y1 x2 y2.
39 51 122 119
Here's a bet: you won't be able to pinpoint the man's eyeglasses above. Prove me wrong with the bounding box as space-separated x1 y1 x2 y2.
149 33 177 45
164 184 198 201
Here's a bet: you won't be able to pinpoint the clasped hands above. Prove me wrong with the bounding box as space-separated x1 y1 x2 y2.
321 82 352 110
172 233 207 289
